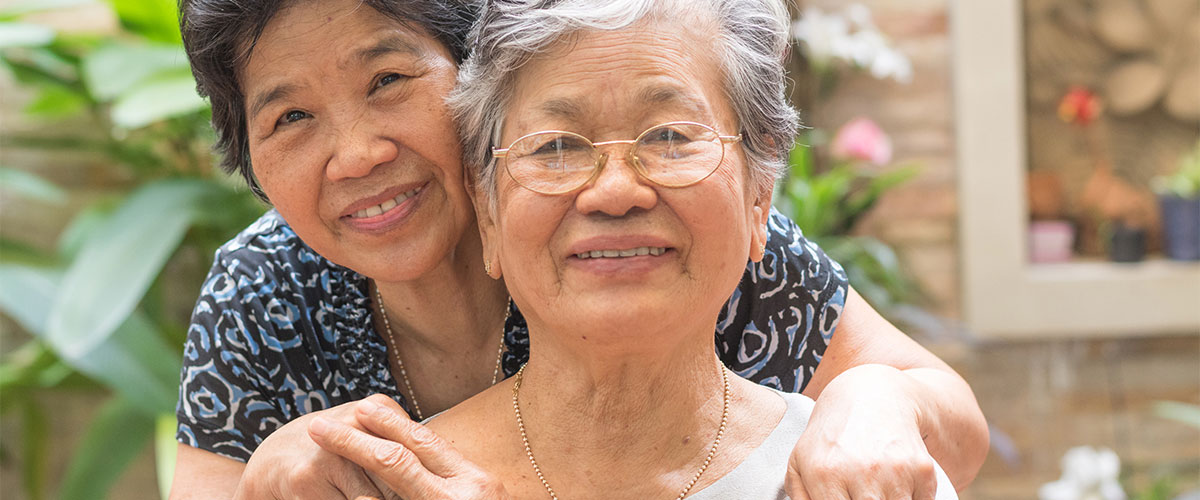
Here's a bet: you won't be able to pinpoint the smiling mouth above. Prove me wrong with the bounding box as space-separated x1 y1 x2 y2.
348 186 423 219
574 246 668 259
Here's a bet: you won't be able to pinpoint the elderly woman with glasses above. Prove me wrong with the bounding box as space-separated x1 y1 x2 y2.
308 0 966 498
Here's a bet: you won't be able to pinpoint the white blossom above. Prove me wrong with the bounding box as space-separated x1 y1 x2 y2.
1038 447 1127 500
790 3 913 84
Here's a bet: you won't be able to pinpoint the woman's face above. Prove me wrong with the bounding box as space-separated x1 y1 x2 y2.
481 20 772 345
241 0 474 281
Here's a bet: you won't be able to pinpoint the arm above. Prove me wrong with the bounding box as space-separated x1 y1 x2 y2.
790 287 988 496
169 444 245 500
804 287 988 486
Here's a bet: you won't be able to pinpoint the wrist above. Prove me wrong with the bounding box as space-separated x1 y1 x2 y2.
818 363 927 434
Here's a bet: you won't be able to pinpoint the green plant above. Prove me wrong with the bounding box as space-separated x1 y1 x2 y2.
0 1 262 498
775 130 921 312
1152 140 1200 198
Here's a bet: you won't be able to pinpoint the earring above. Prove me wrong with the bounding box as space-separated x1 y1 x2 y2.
484 259 492 275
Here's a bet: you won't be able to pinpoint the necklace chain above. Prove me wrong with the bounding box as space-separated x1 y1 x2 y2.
375 287 508 421
512 360 730 500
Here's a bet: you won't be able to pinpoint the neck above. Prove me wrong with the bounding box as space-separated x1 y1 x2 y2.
515 322 729 496
374 228 507 354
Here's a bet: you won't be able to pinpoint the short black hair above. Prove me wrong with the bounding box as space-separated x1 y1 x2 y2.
179 0 480 201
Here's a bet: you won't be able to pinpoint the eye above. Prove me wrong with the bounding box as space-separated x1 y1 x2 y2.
646 127 690 143
276 110 311 126
374 72 406 90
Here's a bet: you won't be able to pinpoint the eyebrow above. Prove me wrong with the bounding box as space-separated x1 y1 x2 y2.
533 84 708 122
246 36 425 120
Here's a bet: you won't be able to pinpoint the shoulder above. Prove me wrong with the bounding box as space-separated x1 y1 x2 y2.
209 209 326 280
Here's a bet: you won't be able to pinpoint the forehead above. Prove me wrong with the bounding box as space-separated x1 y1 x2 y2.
508 19 730 130
239 0 442 87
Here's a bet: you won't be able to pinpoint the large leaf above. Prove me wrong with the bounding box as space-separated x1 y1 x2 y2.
24 84 88 117
46 179 213 355
0 167 66 204
43 180 215 412
110 70 207 129
81 42 189 101
0 22 54 48
0 264 61 334
0 263 178 413
59 396 156 500
105 0 181 44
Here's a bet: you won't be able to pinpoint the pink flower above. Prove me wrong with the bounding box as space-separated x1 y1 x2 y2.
831 117 893 166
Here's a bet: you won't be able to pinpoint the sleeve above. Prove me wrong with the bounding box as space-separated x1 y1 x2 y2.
715 207 849 394
175 249 290 463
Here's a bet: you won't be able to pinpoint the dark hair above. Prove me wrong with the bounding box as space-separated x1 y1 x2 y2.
179 0 480 201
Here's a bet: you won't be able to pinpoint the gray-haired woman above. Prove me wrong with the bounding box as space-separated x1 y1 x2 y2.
308 0 971 498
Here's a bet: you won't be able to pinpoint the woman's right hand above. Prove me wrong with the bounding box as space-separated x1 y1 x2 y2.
232 401 393 500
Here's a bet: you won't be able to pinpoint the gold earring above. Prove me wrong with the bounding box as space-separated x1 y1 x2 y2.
484 259 492 275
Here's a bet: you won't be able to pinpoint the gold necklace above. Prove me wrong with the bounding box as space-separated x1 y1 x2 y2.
375 287 508 421
512 360 730 500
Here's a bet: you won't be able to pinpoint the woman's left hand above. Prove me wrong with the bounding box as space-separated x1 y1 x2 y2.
309 394 511 500
785 364 940 500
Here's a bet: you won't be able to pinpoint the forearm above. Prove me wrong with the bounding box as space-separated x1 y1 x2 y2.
898 365 989 490
803 287 988 490
169 443 245 500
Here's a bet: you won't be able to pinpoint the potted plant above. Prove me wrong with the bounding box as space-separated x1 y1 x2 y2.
1153 141 1200 261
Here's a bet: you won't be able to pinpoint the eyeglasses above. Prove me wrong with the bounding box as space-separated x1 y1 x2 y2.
491 121 742 195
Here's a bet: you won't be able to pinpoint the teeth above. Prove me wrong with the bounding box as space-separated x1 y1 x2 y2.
575 246 667 259
351 187 421 219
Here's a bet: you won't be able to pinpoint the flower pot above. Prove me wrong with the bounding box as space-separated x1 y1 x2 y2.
1108 222 1146 263
1159 195 1200 261
1030 220 1075 263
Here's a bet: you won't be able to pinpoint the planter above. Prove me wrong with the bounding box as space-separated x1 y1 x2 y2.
1030 220 1075 263
1108 222 1146 263
1159 195 1200 261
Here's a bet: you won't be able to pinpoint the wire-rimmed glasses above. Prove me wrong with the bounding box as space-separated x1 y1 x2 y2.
491 121 743 195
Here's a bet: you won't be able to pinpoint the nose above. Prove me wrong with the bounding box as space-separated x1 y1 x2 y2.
325 113 400 182
573 148 658 217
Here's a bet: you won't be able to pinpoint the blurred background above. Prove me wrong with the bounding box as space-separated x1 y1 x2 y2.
0 0 1196 499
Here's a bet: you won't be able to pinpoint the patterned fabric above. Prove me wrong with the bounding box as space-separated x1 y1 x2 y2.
176 208 848 462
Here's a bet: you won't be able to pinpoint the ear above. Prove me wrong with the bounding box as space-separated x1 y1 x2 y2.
748 187 773 263
468 175 504 280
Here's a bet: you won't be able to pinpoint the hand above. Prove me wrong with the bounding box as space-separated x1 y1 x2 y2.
310 394 511 500
232 401 390 500
786 365 940 500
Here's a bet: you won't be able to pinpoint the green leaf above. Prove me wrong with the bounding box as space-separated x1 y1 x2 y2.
56 198 118 260
81 42 189 101
0 341 72 392
0 167 66 204
155 414 177 500
0 237 58 267
0 22 54 48
1153 401 1200 429
46 179 213 354
110 70 206 129
23 84 88 117
105 0 181 44
64 310 181 414
0 0 97 19
59 396 156 500
20 395 48 500
0 264 61 335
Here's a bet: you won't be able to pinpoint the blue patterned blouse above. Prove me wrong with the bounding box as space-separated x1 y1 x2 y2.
176 208 848 461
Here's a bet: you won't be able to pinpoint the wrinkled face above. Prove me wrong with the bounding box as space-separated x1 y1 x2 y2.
480 19 772 346
242 0 473 281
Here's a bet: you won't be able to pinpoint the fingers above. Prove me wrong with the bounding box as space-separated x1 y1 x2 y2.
353 395 470 477
784 460 813 500
309 415 441 500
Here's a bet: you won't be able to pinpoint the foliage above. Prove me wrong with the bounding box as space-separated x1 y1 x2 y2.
0 1 263 498
1152 140 1200 198
775 130 920 311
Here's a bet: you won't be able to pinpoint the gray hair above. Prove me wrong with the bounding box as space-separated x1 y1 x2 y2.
449 0 798 201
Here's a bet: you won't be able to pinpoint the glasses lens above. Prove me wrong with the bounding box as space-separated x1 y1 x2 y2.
506 132 594 193
634 123 723 186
